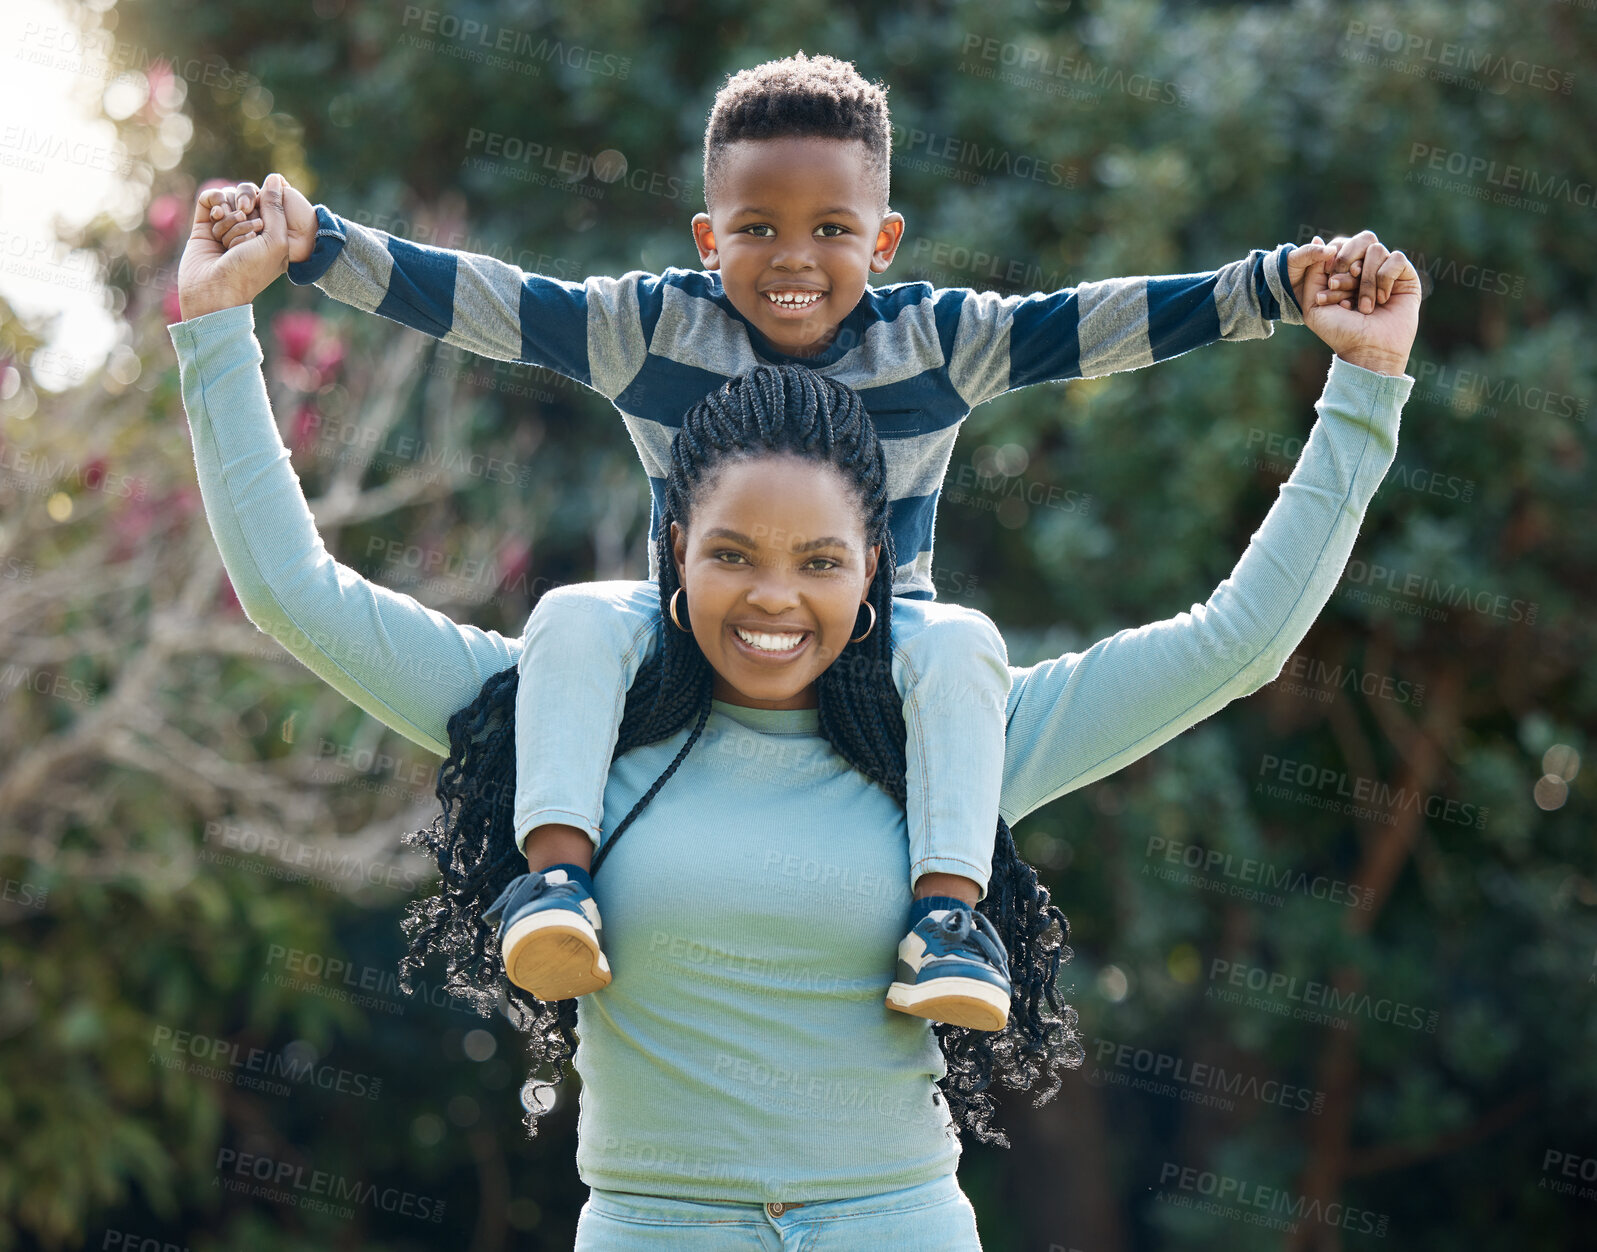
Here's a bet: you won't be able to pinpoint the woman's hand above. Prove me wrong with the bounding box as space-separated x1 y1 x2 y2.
1296 234 1421 376
176 172 293 320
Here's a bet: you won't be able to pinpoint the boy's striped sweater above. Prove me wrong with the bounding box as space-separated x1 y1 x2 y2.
290 207 1303 597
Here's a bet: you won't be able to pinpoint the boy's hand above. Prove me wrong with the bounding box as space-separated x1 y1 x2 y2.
202 176 317 263
179 173 294 319
1297 235 1420 376
1287 229 1403 316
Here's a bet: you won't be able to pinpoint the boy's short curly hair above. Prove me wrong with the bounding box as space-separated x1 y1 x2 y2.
703 51 891 213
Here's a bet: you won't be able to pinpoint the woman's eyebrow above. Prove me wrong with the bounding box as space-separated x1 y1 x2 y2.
703 527 755 546
702 527 852 552
791 535 852 552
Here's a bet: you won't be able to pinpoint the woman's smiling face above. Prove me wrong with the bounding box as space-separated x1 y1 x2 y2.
671 453 881 710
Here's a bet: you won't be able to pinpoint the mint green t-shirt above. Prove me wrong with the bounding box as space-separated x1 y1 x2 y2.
581 700 950 1201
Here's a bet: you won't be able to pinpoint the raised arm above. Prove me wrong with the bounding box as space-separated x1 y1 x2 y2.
997 241 1421 824
204 176 653 398
946 233 1396 408
174 180 520 757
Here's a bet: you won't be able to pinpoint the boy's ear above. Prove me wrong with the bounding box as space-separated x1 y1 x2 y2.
870 211 906 274
691 214 720 269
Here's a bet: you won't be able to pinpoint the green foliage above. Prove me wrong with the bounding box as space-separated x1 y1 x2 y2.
2 0 1591 1248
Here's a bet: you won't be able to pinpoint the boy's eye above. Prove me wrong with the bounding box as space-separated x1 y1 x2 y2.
815 224 848 238
741 224 775 238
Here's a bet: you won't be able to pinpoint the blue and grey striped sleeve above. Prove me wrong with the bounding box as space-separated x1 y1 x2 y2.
287 205 657 399
947 243 1305 408
996 355 1411 826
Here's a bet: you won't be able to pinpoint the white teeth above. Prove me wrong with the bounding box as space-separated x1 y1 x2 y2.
766 291 821 308
735 627 806 652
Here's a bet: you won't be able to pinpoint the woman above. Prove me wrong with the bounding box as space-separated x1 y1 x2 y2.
173 176 1418 1249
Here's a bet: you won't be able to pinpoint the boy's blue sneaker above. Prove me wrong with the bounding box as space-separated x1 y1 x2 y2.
482 868 612 1001
885 905 1012 1031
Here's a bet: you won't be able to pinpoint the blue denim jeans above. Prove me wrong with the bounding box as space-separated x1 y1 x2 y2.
513 580 1011 898
574 1173 983 1250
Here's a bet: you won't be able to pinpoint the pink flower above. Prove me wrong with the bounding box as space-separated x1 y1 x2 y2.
273 311 324 364
289 403 321 452
146 60 176 111
107 495 157 562
309 336 345 378
147 194 185 242
497 539 533 589
166 485 199 518
272 311 345 390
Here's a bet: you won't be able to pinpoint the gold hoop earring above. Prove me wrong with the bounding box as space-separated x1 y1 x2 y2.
669 587 691 632
849 601 876 644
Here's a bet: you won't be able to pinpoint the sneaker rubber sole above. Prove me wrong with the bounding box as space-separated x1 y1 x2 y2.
886 976 1010 1031
502 912 612 1000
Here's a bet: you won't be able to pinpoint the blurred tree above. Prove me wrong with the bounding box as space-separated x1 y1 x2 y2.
1 0 1592 1249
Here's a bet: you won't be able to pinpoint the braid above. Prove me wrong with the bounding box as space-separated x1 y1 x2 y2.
402 364 1082 1144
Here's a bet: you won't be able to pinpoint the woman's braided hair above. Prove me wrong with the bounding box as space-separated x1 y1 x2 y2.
400 364 1083 1147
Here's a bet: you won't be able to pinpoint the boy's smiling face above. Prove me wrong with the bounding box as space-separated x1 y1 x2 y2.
692 137 905 358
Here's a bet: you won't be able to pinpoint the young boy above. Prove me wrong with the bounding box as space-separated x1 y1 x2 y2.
208 53 1390 1032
